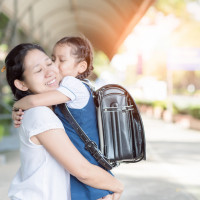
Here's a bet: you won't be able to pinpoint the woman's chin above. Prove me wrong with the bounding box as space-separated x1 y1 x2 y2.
48 84 58 89
46 81 59 89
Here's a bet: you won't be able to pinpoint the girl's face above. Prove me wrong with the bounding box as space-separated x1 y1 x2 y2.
22 49 61 94
52 44 81 78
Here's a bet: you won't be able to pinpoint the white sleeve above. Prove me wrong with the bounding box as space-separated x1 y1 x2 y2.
22 106 64 138
57 76 90 109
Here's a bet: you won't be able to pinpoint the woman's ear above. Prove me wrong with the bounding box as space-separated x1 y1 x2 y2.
78 61 87 74
14 80 28 91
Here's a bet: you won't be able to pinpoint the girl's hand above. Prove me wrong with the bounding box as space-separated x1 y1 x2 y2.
12 108 24 128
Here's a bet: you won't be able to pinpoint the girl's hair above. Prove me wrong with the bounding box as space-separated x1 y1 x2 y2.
5 43 45 100
55 36 94 80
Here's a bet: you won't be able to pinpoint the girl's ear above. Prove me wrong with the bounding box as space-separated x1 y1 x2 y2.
14 80 29 91
78 61 87 74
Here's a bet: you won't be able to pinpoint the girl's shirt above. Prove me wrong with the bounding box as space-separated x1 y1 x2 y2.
8 106 71 200
57 76 90 109
55 76 112 200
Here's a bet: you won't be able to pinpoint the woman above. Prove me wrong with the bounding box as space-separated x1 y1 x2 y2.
12 36 115 200
5 43 123 200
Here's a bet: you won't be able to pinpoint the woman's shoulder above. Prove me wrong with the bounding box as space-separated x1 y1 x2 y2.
22 106 64 136
25 106 53 114
23 106 61 126
24 106 54 119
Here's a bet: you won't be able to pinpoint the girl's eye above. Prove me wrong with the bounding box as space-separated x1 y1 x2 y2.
47 62 53 66
36 69 42 73
60 60 66 62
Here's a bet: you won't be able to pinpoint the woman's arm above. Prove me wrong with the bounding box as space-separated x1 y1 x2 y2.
34 128 123 194
13 90 70 110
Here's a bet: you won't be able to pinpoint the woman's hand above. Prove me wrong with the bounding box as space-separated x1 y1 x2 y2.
97 183 123 200
113 191 123 200
12 108 24 128
97 194 113 200
97 190 123 200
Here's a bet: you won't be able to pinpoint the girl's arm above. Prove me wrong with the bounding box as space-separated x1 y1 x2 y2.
34 128 123 196
13 90 70 110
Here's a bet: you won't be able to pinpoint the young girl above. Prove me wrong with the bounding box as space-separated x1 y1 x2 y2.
13 37 116 200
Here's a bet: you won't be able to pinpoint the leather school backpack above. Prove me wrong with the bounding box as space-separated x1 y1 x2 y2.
58 82 146 170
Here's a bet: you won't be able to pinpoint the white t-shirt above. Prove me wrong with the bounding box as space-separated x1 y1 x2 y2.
8 106 71 200
57 76 90 109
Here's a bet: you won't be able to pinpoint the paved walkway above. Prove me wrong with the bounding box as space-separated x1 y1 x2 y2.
0 115 200 200
113 116 200 200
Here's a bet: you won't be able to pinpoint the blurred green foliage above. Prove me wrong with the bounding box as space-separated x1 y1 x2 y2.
152 100 167 110
135 100 153 107
0 96 13 140
0 12 9 42
189 105 200 119
154 0 196 17
0 122 11 141
93 51 109 67
137 99 200 120
173 104 200 119
0 12 9 30
93 51 117 79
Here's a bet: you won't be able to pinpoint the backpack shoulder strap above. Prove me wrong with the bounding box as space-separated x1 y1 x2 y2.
81 79 96 96
57 103 114 170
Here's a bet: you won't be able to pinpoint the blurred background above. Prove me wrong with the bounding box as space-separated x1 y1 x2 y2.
0 0 200 200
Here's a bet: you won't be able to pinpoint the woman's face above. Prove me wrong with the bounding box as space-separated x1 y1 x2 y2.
22 49 61 94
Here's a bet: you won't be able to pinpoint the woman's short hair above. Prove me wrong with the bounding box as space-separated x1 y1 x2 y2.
5 43 45 100
55 36 94 80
